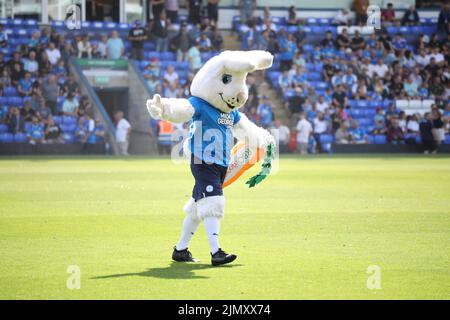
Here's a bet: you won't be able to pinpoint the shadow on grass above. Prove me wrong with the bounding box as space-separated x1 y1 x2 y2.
92 262 243 280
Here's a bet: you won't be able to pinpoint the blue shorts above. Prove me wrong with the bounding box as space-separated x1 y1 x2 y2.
190 154 227 201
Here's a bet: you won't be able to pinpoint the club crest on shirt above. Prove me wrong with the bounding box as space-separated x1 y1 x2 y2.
217 113 233 127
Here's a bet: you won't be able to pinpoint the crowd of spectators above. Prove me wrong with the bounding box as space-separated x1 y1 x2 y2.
0 23 107 146
237 3 450 154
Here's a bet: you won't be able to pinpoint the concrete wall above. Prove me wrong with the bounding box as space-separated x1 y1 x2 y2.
127 61 158 155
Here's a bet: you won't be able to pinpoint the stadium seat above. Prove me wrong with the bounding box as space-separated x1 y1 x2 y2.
444 135 450 145
0 124 8 133
0 133 14 143
373 135 387 144
14 133 28 143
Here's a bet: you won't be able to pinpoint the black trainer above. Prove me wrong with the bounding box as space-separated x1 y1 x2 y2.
211 248 237 266
172 247 198 262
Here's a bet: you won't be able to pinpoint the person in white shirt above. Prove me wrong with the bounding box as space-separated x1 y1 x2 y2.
368 58 388 78
270 120 291 153
316 95 329 113
45 42 61 65
163 65 179 87
414 49 428 67
333 9 351 25
406 114 420 134
114 111 132 156
296 112 312 154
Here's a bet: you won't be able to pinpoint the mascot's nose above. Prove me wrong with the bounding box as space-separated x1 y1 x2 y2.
236 92 247 104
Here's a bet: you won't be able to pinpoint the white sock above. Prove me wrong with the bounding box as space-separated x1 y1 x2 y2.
176 215 200 251
203 217 221 255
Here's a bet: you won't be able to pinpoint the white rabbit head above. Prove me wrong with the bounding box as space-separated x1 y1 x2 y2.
190 50 273 113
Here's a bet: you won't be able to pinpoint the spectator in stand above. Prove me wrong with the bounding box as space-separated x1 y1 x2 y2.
420 112 437 154
256 95 274 128
62 92 79 116
37 98 51 123
38 51 52 77
271 119 290 153
336 28 351 50
95 35 108 59
152 12 169 52
210 27 223 51
207 0 220 24
188 0 202 25
240 0 256 25
352 0 369 26
106 31 125 59
165 0 179 22
296 112 312 155
128 20 146 60
115 110 131 156
278 69 291 95
172 23 191 62
44 116 62 143
6 107 24 134
41 75 59 114
316 95 329 113
372 107 386 135
23 51 39 76
392 33 407 53
333 9 351 26
381 3 397 27
335 122 350 144
278 31 296 71
406 114 420 135
402 5 419 26
320 31 336 49
437 2 450 36
0 24 8 48
313 111 328 153
368 58 389 78
431 107 445 147
404 75 419 98
45 42 61 66
77 34 92 59
17 72 33 97
144 71 160 95
286 6 298 26
387 118 404 144
348 120 368 144
351 30 366 51
163 65 179 87
26 116 45 144
151 0 165 19
332 84 349 109
198 32 213 52
28 30 40 49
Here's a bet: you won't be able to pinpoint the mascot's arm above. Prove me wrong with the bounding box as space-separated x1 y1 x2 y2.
146 94 195 123
233 113 275 149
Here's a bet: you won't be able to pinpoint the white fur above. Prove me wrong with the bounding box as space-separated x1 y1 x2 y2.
146 94 195 123
196 195 225 220
183 198 200 222
234 113 276 149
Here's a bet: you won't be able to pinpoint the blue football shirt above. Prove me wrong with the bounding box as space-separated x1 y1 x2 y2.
187 96 241 167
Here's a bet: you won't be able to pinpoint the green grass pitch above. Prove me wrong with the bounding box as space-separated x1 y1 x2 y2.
0 155 449 300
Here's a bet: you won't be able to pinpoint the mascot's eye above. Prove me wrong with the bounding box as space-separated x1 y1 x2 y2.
222 74 232 84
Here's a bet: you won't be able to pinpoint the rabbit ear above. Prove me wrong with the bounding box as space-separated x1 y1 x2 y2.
219 50 273 73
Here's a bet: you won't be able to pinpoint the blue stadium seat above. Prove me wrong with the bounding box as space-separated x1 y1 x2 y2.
356 100 368 108
0 133 14 143
444 135 450 145
7 96 23 107
14 133 27 143
53 116 62 125
63 115 77 125
4 87 17 97
373 135 387 144
306 72 321 81
0 124 8 133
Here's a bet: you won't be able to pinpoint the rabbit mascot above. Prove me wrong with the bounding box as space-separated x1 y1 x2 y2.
146 50 274 266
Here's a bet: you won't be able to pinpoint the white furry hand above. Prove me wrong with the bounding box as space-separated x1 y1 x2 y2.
146 94 163 119
259 129 275 149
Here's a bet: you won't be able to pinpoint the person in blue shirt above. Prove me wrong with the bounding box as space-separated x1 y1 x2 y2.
256 96 274 128
349 120 368 144
106 31 124 59
18 72 33 97
26 116 44 144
